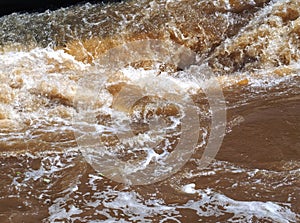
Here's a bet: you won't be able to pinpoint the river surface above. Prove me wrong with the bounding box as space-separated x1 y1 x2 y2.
0 0 299 222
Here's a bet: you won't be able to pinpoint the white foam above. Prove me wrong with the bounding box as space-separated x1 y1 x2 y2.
182 183 196 194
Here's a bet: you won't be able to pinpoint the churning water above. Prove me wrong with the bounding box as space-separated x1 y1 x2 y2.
0 0 299 222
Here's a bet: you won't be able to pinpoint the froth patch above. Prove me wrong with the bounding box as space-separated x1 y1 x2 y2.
0 84 14 104
0 119 20 130
209 0 300 74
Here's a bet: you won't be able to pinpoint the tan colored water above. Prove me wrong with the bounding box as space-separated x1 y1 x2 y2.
0 0 299 222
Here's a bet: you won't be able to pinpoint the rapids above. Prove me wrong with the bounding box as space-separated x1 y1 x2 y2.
0 0 299 222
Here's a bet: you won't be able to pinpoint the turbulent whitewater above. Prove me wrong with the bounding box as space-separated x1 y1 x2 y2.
0 0 299 222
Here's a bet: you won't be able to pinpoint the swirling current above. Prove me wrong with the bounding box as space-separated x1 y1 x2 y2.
0 0 299 222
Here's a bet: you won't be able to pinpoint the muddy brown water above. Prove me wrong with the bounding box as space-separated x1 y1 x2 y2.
0 0 299 222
